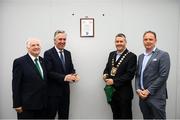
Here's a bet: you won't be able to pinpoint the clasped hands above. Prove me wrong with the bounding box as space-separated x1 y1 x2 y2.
103 74 113 85
136 89 150 100
65 73 80 83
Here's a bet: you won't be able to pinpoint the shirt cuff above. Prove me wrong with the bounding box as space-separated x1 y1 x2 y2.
146 89 151 94
136 89 141 93
64 75 68 81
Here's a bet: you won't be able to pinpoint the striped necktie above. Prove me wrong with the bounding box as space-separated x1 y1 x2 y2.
59 51 66 71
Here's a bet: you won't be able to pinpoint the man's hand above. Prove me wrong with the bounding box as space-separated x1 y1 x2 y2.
65 74 80 83
105 79 114 85
141 89 150 97
103 74 109 81
72 73 80 82
15 107 23 113
136 89 150 100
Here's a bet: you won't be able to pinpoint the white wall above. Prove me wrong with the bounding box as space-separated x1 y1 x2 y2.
0 0 179 119
177 0 180 118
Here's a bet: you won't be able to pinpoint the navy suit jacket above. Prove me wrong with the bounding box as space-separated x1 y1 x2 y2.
135 48 170 99
12 54 47 110
103 49 137 100
44 47 75 96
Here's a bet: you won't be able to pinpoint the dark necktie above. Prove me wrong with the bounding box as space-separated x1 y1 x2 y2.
34 58 44 79
59 51 66 71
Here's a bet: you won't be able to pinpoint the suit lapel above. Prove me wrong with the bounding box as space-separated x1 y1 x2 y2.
26 54 43 79
52 47 66 73
63 50 68 68
115 49 128 65
144 48 159 71
138 54 144 74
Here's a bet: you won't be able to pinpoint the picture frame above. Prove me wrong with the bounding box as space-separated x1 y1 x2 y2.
80 18 94 37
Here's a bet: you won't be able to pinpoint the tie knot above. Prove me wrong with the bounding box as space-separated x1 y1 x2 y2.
35 58 38 62
59 50 63 53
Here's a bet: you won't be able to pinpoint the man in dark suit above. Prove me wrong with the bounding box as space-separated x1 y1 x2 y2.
135 31 170 119
44 30 79 119
12 38 47 119
103 33 137 119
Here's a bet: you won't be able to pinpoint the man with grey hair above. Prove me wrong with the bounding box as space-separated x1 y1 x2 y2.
44 30 79 119
12 38 47 119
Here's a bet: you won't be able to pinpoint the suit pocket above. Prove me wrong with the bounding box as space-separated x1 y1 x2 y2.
147 60 159 72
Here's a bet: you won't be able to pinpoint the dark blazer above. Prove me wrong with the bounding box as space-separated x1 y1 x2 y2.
103 49 137 100
12 54 47 110
44 47 75 96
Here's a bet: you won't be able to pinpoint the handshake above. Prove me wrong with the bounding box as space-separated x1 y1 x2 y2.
65 73 80 83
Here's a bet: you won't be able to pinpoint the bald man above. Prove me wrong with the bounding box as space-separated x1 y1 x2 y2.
12 38 48 119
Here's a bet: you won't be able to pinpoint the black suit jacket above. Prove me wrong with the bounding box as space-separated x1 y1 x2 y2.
103 49 137 100
44 47 75 96
12 54 47 110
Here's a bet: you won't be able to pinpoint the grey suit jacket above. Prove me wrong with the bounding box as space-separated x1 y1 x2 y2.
135 48 170 99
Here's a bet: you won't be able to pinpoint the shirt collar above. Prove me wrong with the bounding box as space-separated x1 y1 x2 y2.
144 47 156 56
28 53 39 61
55 46 64 53
116 48 126 55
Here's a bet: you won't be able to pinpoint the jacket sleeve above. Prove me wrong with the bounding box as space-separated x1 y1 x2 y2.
135 56 141 90
103 52 112 75
12 59 22 108
147 52 170 95
68 52 76 74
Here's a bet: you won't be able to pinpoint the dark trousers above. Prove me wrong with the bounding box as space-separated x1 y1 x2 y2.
47 95 70 119
110 98 132 119
139 98 166 119
17 109 47 119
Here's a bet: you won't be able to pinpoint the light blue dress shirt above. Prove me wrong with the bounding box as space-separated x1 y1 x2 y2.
116 53 121 61
140 48 156 89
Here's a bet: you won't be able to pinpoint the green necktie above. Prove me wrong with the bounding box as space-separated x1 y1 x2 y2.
34 58 44 79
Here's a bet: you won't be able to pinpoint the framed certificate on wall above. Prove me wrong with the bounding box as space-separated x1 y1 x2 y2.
80 18 94 37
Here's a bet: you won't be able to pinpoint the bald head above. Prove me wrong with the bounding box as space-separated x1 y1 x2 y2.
26 38 41 48
26 38 42 57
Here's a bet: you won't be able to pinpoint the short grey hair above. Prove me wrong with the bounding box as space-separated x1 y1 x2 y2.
54 30 66 40
115 33 126 42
